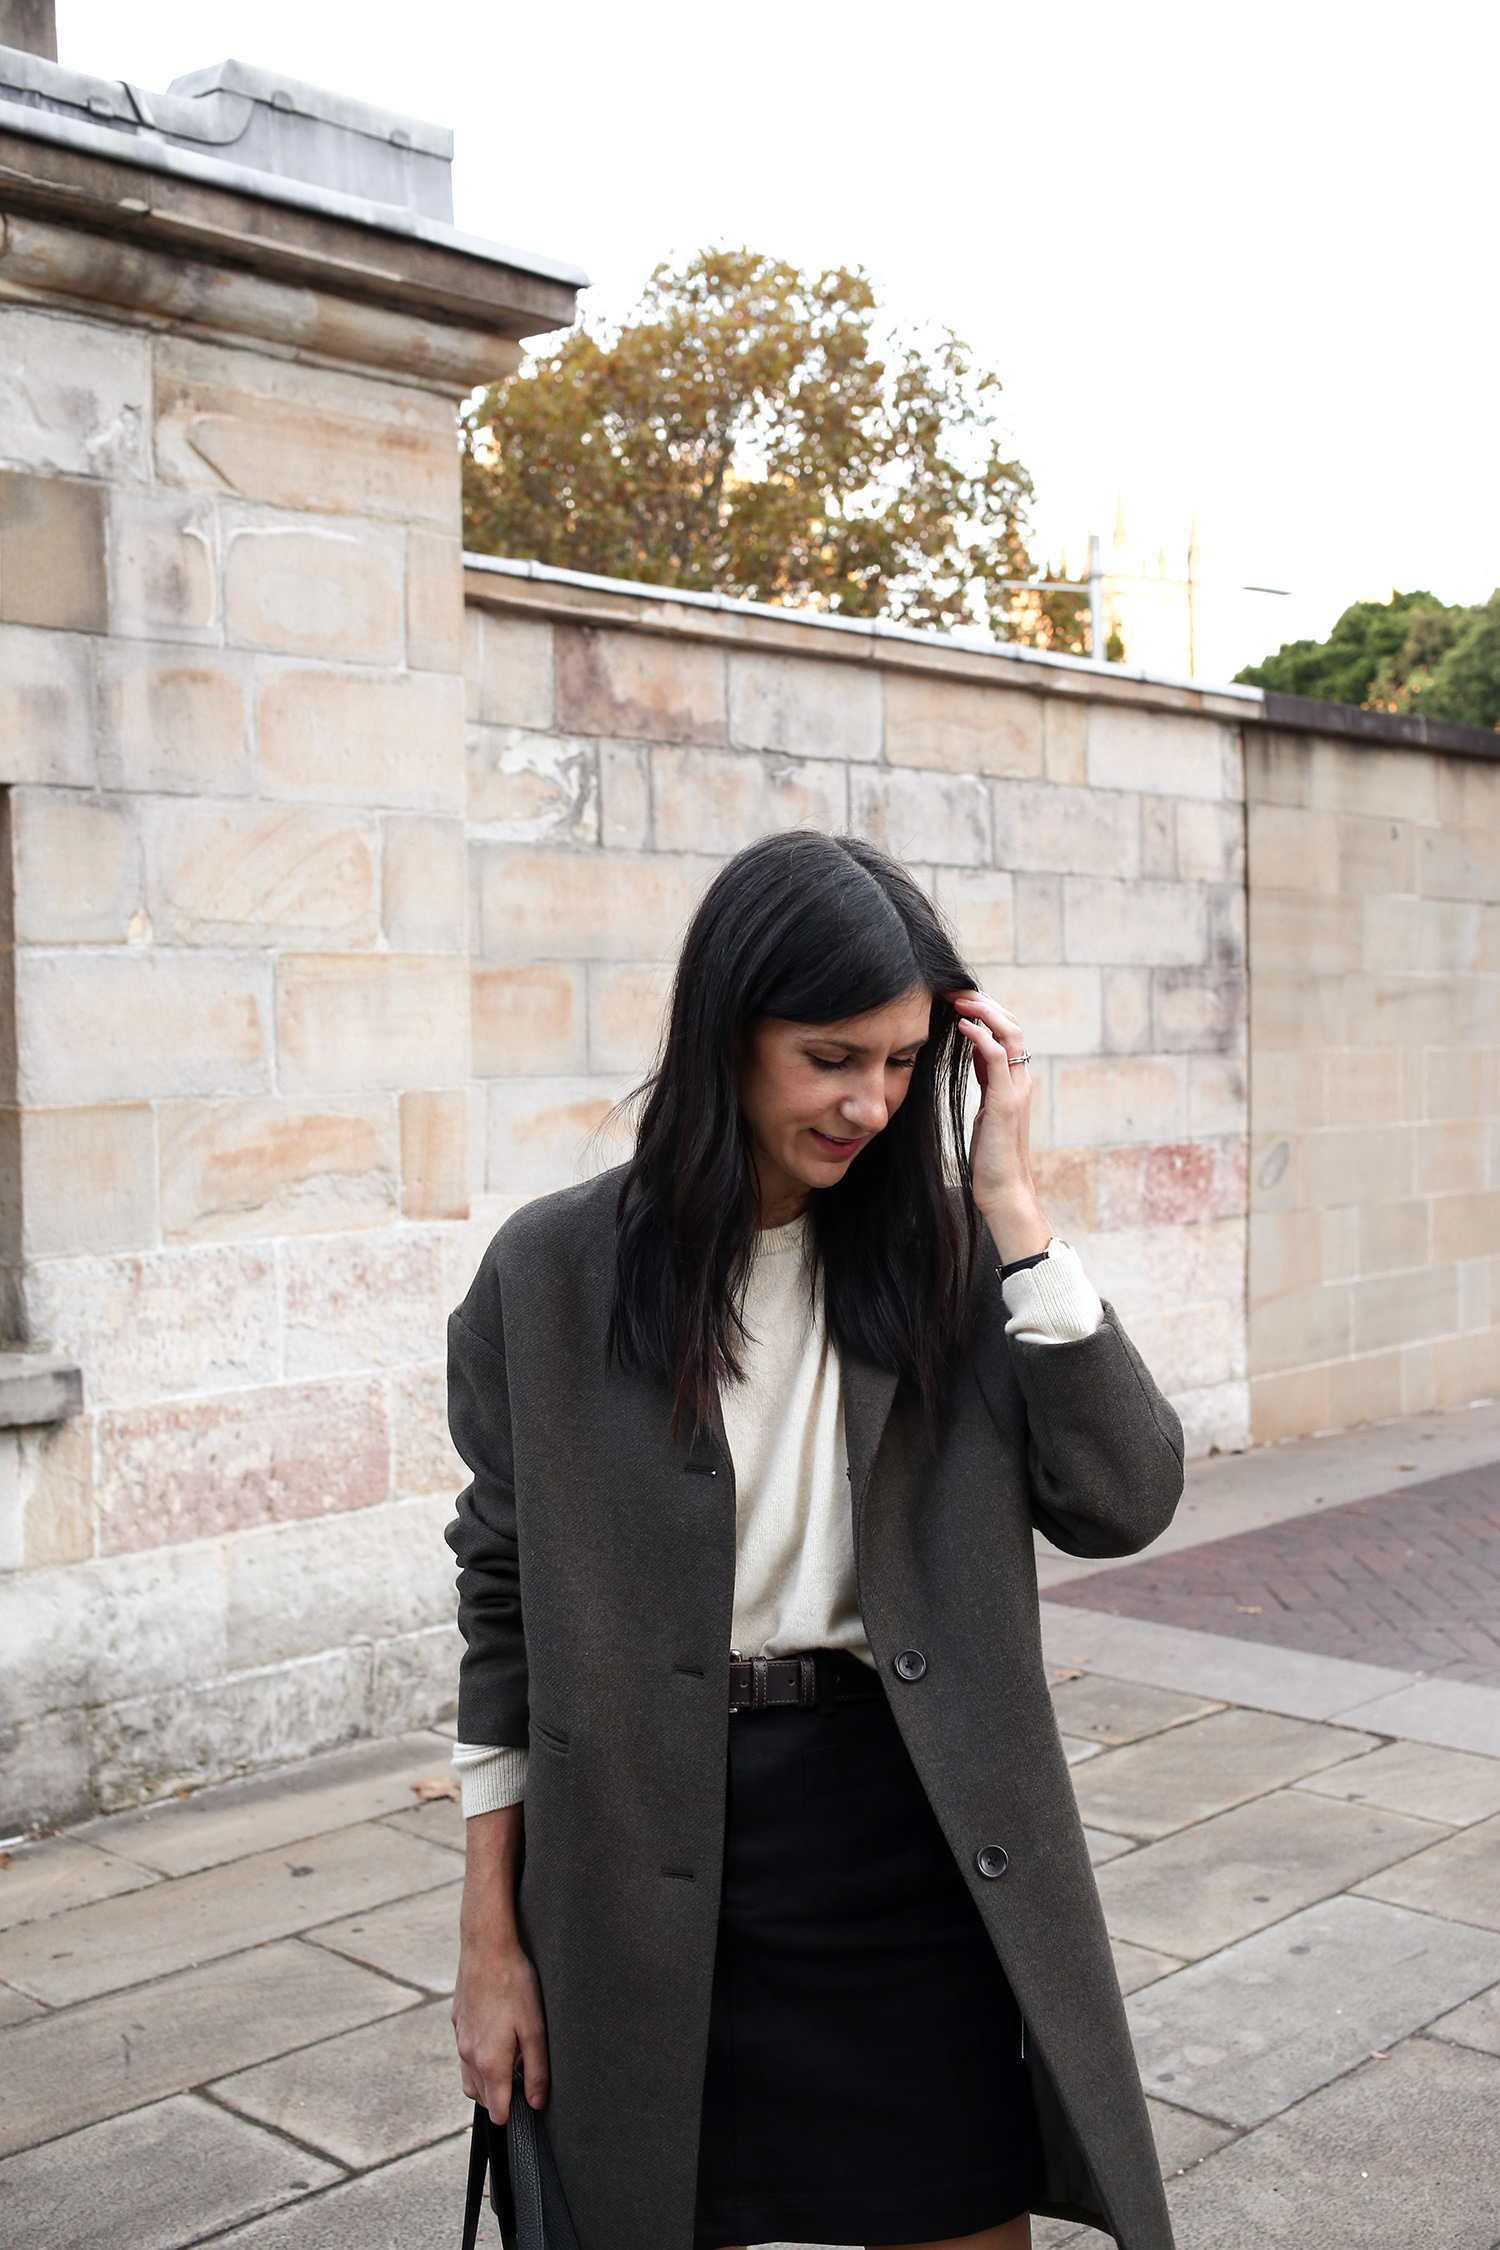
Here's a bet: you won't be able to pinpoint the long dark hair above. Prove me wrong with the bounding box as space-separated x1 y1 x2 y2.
608 830 980 1436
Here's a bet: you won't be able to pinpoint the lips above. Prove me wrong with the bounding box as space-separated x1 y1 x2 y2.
810 1128 863 1155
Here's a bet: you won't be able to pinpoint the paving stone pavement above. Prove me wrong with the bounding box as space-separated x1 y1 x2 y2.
3 1410 1500 2249
1048 1460 1500 1685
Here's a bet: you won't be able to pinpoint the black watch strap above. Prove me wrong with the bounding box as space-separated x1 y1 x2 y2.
999 1249 1050 1281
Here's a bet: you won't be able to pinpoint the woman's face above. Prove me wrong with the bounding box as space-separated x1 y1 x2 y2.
737 986 933 1225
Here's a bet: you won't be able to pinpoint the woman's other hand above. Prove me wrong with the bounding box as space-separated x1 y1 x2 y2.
946 989 1051 1265
452 1804 550 2120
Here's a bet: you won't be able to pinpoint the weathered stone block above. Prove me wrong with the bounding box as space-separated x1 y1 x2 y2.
1102 966 1151 1052
11 790 141 942
1321 1048 1413 1128
849 766 990 865
555 623 726 744
1118 1299 1239 1393
276 954 468 1094
933 868 1015 962
405 530 463 673
1415 1120 1488 1196
1064 878 1207 967
224 525 403 663
1307 738 1441 823
1184 1052 1247 1141
651 746 846 854
148 804 377 947
993 779 1140 878
399 1090 469 1221
1250 1281 1353 1373
476 847 714 963
1014 873 1063 963
1250 968 1348 1051
727 650 881 762
1420 823 1500 905
153 338 456 524
15 1412 95 1569
1364 895 1480 976
588 961 672 1076
381 816 466 952
1355 1196 1430 1274
98 645 251 795
1152 967 1246 1052
1430 1189 1500 1265
16 949 271 1105
1338 810 1418 896
390 1366 463 1500
1249 1360 1330 1441
25 1244 279 1407
257 667 464 810
159 1097 398 1244
1350 1263 1459 1355
980 965 1101 1055
1140 797 1175 879
0 623 94 787
109 489 218 641
0 471 107 631
472 963 586 1076
1042 699 1086 786
599 740 651 848
485 1076 633 1196
95 1375 391 1552
1346 972 1499 1051
1248 1209 1324 1304
1429 1326 1500 1409
467 725 597 840
882 671 1041 779
1176 799 1245 886
223 1496 453 1675
1248 804 1338 894
1303 1124 1413 1208
1087 708 1230 801
470 612 554 729
282 1232 445 1378
20 1105 158 1258
0 308 150 481
1051 1056 1187 1148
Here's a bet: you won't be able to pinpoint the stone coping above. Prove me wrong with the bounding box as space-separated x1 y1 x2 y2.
0 105 586 336
464 556 1500 761
0 1353 83 1429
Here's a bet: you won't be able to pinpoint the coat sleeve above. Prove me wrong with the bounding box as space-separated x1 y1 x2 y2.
445 1253 530 1747
973 1259 1185 1559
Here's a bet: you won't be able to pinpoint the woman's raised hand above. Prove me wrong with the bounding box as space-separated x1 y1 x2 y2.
946 989 1052 1266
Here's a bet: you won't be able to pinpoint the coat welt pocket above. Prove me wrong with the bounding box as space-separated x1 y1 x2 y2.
534 1720 570 1755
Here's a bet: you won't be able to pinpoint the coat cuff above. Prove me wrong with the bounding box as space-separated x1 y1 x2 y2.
452 1740 528 1816
1000 1239 1104 1344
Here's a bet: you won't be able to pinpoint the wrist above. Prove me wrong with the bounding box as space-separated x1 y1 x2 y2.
980 1190 1051 1266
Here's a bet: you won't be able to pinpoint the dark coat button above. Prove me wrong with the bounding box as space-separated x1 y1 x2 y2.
976 1845 1010 1879
893 1649 927 1682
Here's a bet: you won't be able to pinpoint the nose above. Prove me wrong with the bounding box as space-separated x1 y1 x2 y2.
839 1075 888 1133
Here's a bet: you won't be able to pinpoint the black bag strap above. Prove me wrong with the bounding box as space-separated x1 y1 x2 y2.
462 2102 491 2250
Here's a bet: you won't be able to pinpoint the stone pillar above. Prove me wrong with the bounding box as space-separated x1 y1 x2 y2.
0 47 582 1824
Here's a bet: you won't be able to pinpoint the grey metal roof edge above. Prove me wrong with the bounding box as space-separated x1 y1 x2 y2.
1262 689 1500 761
461 553 1267 702
164 57 453 157
0 97 590 290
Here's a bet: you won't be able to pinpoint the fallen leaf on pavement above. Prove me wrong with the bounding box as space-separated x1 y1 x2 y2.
413 1778 462 1802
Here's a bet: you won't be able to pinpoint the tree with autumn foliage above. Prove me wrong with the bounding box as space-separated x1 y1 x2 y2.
462 248 1046 638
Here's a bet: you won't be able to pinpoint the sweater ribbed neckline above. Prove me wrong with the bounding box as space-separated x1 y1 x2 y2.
753 1210 811 1259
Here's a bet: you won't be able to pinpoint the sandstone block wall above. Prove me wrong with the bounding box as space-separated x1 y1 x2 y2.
1247 730 1500 1436
0 304 486 1822
464 568 1254 1458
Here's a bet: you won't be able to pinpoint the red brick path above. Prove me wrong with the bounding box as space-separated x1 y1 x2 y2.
1047 1461 1500 1686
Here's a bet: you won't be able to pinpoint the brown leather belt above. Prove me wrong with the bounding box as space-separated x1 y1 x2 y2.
728 1649 884 1713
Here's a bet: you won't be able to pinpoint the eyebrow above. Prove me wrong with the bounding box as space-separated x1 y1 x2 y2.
801 1032 926 1057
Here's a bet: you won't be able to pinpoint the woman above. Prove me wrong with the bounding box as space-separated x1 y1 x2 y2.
448 831 1183 2250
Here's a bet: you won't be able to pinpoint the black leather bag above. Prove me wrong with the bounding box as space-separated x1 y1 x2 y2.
462 2066 581 2250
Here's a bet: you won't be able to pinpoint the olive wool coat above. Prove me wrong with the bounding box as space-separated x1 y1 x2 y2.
447 1169 1186 2250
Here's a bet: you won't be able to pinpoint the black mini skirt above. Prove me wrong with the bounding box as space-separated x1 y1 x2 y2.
694 1654 1043 2249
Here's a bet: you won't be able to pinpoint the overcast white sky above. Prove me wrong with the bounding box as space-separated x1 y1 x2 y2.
57 0 1498 683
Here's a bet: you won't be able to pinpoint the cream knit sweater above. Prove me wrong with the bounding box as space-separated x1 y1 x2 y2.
454 1223 1103 1816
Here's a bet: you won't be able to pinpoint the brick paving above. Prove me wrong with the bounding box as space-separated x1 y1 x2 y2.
1049 1460 1500 1686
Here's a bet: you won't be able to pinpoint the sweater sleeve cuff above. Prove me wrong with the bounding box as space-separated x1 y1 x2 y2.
451 1740 528 1817
1000 1239 1104 1345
